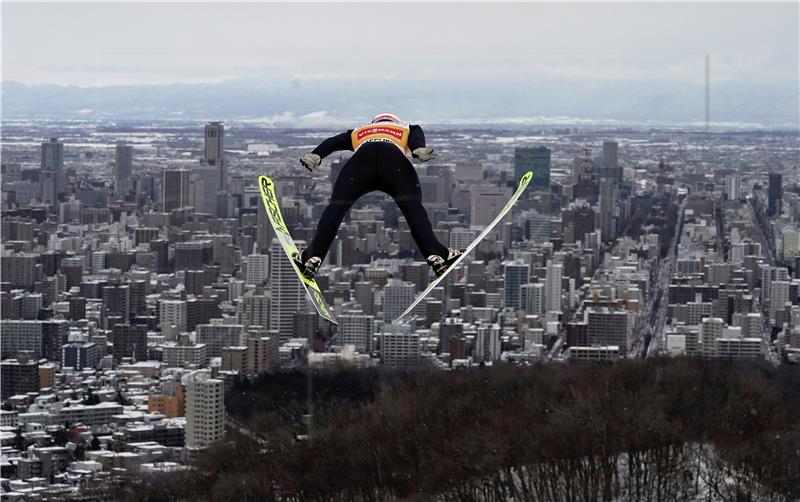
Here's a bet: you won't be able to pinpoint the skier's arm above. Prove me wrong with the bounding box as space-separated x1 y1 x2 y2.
409 125 436 162
312 130 354 159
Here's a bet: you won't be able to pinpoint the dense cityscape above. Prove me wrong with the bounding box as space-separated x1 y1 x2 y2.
1 118 798 499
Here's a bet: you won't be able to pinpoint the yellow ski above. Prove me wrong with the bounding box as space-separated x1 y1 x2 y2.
259 175 337 324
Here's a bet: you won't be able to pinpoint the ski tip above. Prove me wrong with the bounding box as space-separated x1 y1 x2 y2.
521 170 534 184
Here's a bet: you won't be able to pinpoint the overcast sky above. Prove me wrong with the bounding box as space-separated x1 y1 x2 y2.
3 2 798 87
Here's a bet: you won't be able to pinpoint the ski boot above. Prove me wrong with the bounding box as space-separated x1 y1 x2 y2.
292 251 322 280
426 248 465 278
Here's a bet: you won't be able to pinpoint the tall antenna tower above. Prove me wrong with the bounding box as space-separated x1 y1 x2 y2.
705 53 710 130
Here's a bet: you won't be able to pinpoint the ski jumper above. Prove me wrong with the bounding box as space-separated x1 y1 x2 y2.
301 122 449 263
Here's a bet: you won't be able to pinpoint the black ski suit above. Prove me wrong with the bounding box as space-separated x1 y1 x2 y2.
302 125 449 263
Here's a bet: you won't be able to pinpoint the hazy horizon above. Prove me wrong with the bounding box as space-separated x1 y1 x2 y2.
2 2 798 127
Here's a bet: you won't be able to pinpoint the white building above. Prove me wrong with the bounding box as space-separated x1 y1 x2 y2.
383 278 416 323
245 254 269 286
338 313 375 353
159 300 187 334
381 328 420 368
184 370 225 449
545 261 563 313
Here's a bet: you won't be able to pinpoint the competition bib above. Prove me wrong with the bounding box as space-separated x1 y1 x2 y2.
350 122 410 154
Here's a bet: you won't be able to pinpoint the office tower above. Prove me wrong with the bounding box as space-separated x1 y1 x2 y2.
768 173 782 216
160 299 187 334
598 178 616 241
503 262 530 310
700 317 724 357
520 283 545 316
197 323 243 357
383 278 416 323
293 312 319 340
353 281 376 315
725 175 741 201
114 144 133 195
190 166 220 215
40 320 67 362
338 313 374 353
470 186 512 226
245 254 269 285
381 329 420 368
601 141 620 182
1 357 40 400
269 239 305 338
62 342 102 370
162 168 190 211
41 137 64 197
204 122 227 191
246 333 280 375
561 204 596 245
545 261 563 313
184 370 225 449
1 254 39 289
112 324 147 362
466 261 487 291
587 308 629 354
102 285 130 321
514 146 550 190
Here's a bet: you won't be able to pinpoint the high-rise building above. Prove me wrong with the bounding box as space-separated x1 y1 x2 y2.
41 138 64 199
600 141 620 182
353 281 376 315
545 261 563 313
598 178 616 241
159 299 187 334
520 283 545 316
62 342 102 370
245 254 269 285
0 320 42 358
204 122 227 191
768 173 782 216
162 168 190 211
338 313 374 353
269 239 305 339
1 254 39 289
102 285 130 321
725 175 741 201
503 262 530 310
115 144 133 195
184 370 225 449
190 166 220 215
239 291 270 328
383 278 416 323
514 147 550 190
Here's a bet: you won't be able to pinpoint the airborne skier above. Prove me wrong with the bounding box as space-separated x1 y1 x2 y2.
295 112 463 279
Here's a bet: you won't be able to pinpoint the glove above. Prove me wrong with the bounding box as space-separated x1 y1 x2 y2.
299 153 321 172
412 147 437 162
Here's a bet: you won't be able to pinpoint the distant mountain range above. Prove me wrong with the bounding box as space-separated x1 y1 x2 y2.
2 78 797 128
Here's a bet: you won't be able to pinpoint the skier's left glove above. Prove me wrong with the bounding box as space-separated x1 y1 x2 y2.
299 153 321 172
412 147 437 162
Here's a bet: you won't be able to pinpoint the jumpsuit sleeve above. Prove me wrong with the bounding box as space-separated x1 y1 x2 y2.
408 125 426 156
311 130 354 159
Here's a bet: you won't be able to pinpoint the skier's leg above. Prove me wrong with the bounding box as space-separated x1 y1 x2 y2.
379 148 449 260
303 153 372 263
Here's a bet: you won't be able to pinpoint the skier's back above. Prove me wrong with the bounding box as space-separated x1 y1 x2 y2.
296 112 462 278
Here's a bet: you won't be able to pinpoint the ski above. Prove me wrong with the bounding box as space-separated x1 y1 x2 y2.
259 175 338 325
391 170 534 325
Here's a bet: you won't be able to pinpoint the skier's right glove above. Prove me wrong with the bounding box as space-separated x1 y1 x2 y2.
412 147 437 162
299 153 321 172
